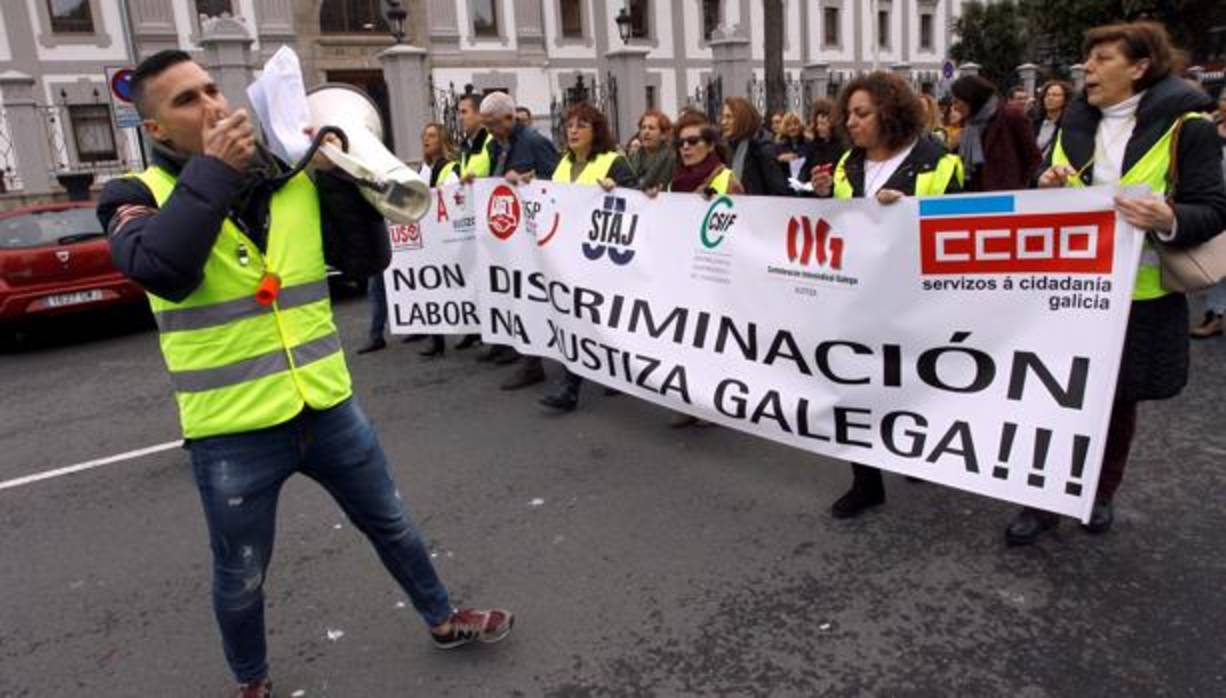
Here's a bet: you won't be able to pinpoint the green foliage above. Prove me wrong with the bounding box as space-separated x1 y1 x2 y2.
949 1 1027 87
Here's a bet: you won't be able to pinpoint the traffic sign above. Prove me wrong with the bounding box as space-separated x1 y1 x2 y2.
104 66 141 129
942 60 956 80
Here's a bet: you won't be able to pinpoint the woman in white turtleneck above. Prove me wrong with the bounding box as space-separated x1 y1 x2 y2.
1003 22 1226 547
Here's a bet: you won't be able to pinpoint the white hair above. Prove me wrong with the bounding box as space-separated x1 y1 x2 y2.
480 91 516 118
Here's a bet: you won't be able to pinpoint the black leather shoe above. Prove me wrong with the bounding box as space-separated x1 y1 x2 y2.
1082 499 1114 534
830 487 885 519
356 338 386 354
420 337 445 358
540 390 578 411
500 363 545 390
476 345 505 363
455 334 480 350
493 348 522 366
401 333 426 343
1005 507 1059 546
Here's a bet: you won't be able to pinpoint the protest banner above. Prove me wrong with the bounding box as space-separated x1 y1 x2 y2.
388 181 1141 521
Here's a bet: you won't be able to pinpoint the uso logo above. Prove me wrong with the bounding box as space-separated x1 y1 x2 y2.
919 195 1114 274
787 215 843 269
389 222 422 251
487 184 522 240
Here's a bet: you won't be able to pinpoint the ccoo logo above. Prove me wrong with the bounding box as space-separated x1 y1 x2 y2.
487 184 522 240
583 195 638 265
787 216 843 269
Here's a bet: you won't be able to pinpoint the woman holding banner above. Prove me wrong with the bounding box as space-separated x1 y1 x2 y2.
539 102 638 412
811 71 964 519
1004 22 1226 545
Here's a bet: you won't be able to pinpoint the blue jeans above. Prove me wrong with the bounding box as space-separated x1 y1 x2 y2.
368 274 388 341
188 398 451 683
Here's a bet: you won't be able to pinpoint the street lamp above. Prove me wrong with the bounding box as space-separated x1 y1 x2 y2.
615 6 632 44
385 0 407 44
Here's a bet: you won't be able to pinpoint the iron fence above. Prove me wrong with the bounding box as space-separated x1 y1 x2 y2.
550 73 618 148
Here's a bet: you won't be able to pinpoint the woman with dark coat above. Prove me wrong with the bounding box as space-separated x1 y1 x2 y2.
1006 22 1226 546
950 74 1043 191
1032 80 1074 160
719 97 793 196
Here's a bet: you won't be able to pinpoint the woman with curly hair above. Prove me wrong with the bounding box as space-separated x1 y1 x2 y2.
811 71 964 519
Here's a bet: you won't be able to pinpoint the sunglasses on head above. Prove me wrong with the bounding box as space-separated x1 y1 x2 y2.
676 135 706 147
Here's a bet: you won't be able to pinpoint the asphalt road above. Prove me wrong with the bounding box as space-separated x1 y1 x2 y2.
2 296 1224 698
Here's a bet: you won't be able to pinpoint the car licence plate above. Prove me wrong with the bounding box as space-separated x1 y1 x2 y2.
43 289 104 308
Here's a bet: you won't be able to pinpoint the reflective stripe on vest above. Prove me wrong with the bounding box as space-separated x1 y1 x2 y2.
833 150 962 199
133 165 352 439
461 139 492 178
1050 112 1209 301
552 151 620 184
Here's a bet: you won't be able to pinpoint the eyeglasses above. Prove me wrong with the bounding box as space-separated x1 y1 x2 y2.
676 136 706 148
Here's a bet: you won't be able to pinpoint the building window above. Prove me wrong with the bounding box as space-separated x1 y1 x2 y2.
560 0 582 38
319 0 388 33
877 9 890 49
69 105 117 163
646 85 657 110
195 0 233 18
702 0 721 40
919 13 933 51
629 0 649 39
472 0 499 37
47 0 94 34
823 7 839 48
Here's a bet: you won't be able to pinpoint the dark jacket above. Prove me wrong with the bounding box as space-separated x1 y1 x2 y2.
1051 75 1226 401
967 103 1043 192
488 122 559 178
729 134 792 196
98 143 388 302
798 136 845 178
835 137 963 198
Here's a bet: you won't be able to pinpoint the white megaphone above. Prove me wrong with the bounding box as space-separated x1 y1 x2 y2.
305 83 430 224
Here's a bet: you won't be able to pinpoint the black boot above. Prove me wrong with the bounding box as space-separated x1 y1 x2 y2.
401 333 426 344
540 371 583 411
455 334 481 350
501 357 545 390
1005 507 1060 546
356 337 386 354
830 464 885 519
1082 498 1113 534
420 336 445 358
477 344 508 363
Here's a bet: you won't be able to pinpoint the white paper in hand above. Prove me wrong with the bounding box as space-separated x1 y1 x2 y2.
246 45 311 164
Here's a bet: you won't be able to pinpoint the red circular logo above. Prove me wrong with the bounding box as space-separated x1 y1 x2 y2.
487 184 521 240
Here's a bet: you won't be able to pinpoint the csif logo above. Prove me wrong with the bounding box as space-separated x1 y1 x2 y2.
487 184 522 240
700 195 737 249
787 216 843 269
583 195 638 265
918 195 1114 275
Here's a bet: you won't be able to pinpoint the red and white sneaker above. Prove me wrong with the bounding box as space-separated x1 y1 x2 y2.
431 608 515 649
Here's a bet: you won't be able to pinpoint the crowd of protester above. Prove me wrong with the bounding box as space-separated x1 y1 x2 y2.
359 20 1226 549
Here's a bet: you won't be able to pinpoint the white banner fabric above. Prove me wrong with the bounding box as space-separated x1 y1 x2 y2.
387 181 1142 522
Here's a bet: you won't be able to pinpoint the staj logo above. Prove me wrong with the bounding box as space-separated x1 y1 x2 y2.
700 195 737 249
389 222 422 251
487 184 522 240
918 196 1115 275
787 216 843 269
583 195 638 265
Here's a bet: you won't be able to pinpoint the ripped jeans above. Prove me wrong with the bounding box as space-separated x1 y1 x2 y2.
188 398 452 683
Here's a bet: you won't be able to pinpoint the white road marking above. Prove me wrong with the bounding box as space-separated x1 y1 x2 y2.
0 440 183 492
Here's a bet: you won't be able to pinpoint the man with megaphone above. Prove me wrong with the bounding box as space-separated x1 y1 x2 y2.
98 50 513 698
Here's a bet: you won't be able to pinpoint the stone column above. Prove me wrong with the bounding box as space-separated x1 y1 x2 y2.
378 44 430 164
710 25 752 98
958 62 980 78
606 46 649 143
802 62 830 101
0 71 55 194
198 15 255 113
1017 63 1039 96
1070 64 1086 91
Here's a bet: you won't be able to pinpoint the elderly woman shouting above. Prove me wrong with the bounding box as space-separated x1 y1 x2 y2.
1004 22 1226 546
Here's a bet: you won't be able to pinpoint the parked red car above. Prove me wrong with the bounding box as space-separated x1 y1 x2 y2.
0 201 145 322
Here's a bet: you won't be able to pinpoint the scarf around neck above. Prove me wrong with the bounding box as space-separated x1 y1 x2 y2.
670 152 722 193
958 95 998 171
